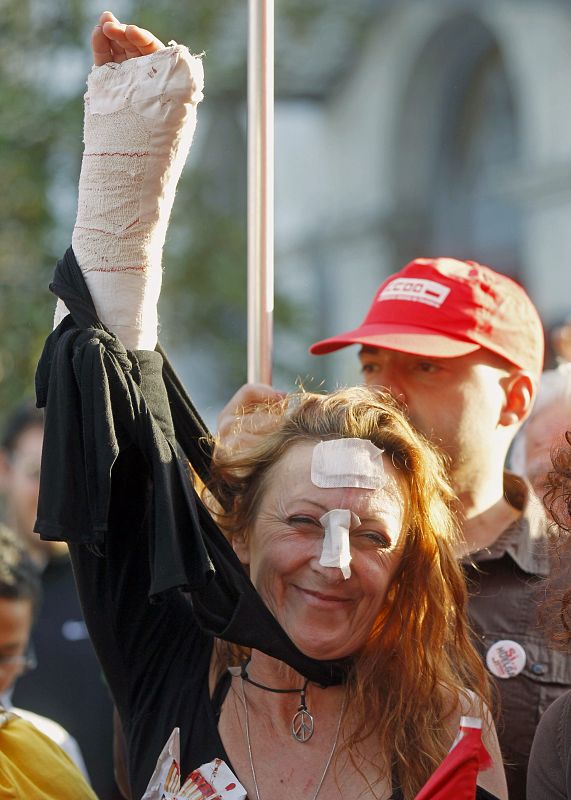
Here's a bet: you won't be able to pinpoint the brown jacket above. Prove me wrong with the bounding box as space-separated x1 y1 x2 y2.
464 474 571 800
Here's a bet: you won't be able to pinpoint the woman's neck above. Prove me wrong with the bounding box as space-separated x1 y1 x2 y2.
243 649 346 724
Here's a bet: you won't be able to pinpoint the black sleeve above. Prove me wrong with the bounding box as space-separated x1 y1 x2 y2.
36 247 350 700
35 248 222 789
527 691 571 800
67 444 212 727
67 439 221 798
35 248 216 596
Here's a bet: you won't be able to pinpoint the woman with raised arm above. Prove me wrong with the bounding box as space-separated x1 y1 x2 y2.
35 12 508 800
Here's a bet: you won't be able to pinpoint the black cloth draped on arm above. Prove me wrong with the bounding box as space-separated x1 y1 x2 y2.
34 247 348 688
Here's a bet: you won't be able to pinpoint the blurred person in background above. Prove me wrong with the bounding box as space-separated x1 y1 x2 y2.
0 523 88 777
527 432 571 798
0 401 122 799
551 316 571 365
510 363 571 504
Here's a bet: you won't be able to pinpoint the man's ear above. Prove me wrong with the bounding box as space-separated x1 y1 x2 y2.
499 371 536 427
0 449 12 493
232 532 250 566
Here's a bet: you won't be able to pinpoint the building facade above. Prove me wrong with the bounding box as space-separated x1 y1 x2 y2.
268 0 571 388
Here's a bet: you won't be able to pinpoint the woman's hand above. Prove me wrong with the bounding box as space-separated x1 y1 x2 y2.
72 11 204 351
216 383 285 454
92 10 165 66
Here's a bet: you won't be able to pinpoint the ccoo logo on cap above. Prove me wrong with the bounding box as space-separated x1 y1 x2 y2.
310 258 545 376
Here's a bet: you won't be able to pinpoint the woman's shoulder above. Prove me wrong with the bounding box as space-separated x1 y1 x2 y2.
452 690 508 800
443 687 492 739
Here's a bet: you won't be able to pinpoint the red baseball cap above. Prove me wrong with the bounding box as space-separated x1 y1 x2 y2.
310 258 545 375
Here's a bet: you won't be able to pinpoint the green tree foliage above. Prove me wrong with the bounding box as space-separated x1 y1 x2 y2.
0 1 84 417
0 1 268 422
0 0 369 425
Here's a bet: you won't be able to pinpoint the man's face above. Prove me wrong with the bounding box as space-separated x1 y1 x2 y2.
0 425 44 559
0 597 33 695
358 347 513 474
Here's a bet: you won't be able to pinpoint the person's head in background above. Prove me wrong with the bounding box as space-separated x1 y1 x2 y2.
551 316 571 364
0 524 41 698
0 402 66 568
510 363 571 504
0 522 96 799
539 433 571 645
310 258 544 503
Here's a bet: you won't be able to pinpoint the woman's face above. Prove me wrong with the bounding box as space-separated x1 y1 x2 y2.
234 441 406 660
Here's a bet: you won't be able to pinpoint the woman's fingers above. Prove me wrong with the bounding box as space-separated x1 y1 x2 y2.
92 11 165 65
216 383 285 454
123 24 165 55
92 12 127 65
99 10 117 25
91 24 114 66
101 19 165 60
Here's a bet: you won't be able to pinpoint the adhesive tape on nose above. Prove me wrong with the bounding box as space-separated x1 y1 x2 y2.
311 438 385 489
318 509 360 579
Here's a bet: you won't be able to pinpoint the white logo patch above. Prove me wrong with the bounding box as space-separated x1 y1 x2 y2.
378 278 450 308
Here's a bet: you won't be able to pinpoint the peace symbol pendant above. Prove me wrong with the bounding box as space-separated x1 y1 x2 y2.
291 708 314 743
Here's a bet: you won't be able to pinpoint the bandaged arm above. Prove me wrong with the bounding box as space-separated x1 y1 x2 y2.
54 45 204 350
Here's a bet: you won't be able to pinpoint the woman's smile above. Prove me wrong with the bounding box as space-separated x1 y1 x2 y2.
293 584 354 608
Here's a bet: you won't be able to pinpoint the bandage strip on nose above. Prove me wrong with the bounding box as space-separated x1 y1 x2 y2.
319 509 360 579
311 438 385 579
311 438 385 489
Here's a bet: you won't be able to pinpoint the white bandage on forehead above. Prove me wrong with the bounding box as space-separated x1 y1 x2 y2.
311 438 385 489
319 509 359 580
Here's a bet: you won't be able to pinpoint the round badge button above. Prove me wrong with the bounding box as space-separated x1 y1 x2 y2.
486 640 526 679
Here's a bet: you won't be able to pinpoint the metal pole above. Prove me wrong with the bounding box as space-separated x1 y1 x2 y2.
247 0 274 384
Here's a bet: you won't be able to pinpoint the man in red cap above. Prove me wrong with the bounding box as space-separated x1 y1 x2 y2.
219 257 571 799
310 257 544 495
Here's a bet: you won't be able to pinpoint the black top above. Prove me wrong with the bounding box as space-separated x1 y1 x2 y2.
35 248 499 800
68 445 235 798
